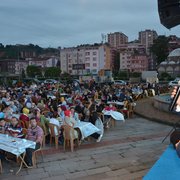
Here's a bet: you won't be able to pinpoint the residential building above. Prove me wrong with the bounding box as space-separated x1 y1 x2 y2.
138 29 158 55
0 59 16 75
0 56 59 77
28 56 59 68
108 32 128 48
118 42 148 72
120 52 148 72
168 35 180 52
60 44 112 76
129 55 149 72
119 49 148 73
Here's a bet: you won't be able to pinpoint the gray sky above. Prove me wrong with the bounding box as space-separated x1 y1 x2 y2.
0 0 179 48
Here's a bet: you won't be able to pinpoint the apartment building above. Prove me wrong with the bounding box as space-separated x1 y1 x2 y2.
60 44 111 76
138 29 158 55
119 42 148 73
129 55 149 72
108 32 128 48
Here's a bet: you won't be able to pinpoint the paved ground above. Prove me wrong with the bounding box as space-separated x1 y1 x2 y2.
1 113 172 180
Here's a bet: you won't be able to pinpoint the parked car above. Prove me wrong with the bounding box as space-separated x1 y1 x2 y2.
168 81 180 87
113 80 126 85
44 79 58 84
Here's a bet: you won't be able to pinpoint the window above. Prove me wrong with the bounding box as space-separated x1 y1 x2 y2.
93 57 96 61
92 69 97 73
85 63 90 67
85 57 90 61
93 51 97 55
85 52 90 56
93 63 97 67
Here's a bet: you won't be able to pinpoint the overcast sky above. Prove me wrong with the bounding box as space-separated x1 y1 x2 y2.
0 0 179 48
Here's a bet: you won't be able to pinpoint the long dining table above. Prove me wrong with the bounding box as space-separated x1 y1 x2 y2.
0 134 36 174
74 121 101 140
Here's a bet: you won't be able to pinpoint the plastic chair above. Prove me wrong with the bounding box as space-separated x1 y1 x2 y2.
22 128 28 138
37 122 48 148
62 125 79 152
126 103 134 118
49 123 60 149
32 146 43 167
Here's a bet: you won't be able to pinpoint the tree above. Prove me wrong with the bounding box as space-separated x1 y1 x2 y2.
44 67 61 78
26 65 42 77
150 36 169 65
159 72 172 81
21 69 26 79
113 52 120 74
114 71 128 80
60 72 71 81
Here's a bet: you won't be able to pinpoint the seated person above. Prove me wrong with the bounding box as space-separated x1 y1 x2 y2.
89 108 102 142
96 100 105 113
63 110 79 139
70 106 80 123
19 107 30 123
35 108 49 136
83 103 91 122
49 113 61 136
0 112 9 134
25 117 44 167
6 116 23 138
57 105 65 121
104 104 117 111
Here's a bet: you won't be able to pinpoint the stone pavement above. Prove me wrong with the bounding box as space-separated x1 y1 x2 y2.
0 114 173 180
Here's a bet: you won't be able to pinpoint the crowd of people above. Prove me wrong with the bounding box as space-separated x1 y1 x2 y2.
0 79 164 167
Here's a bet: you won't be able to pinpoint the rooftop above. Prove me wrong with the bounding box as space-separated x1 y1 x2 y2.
168 48 180 58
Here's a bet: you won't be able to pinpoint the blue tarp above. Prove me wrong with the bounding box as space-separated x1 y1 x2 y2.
143 145 180 180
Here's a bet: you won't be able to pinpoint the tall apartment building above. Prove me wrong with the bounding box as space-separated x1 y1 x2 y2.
60 44 112 76
107 32 128 48
138 29 158 55
118 42 147 71
119 52 148 73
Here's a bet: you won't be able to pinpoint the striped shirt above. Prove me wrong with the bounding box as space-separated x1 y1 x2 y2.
6 123 23 138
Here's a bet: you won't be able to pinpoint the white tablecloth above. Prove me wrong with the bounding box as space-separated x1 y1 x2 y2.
102 110 125 121
74 121 101 140
107 101 124 106
0 134 36 156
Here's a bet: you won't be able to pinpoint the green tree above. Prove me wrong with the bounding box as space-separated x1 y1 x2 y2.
21 69 26 79
150 35 169 65
129 72 141 78
159 72 172 81
44 67 61 78
112 52 120 74
26 65 42 77
114 71 128 80
60 72 71 81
